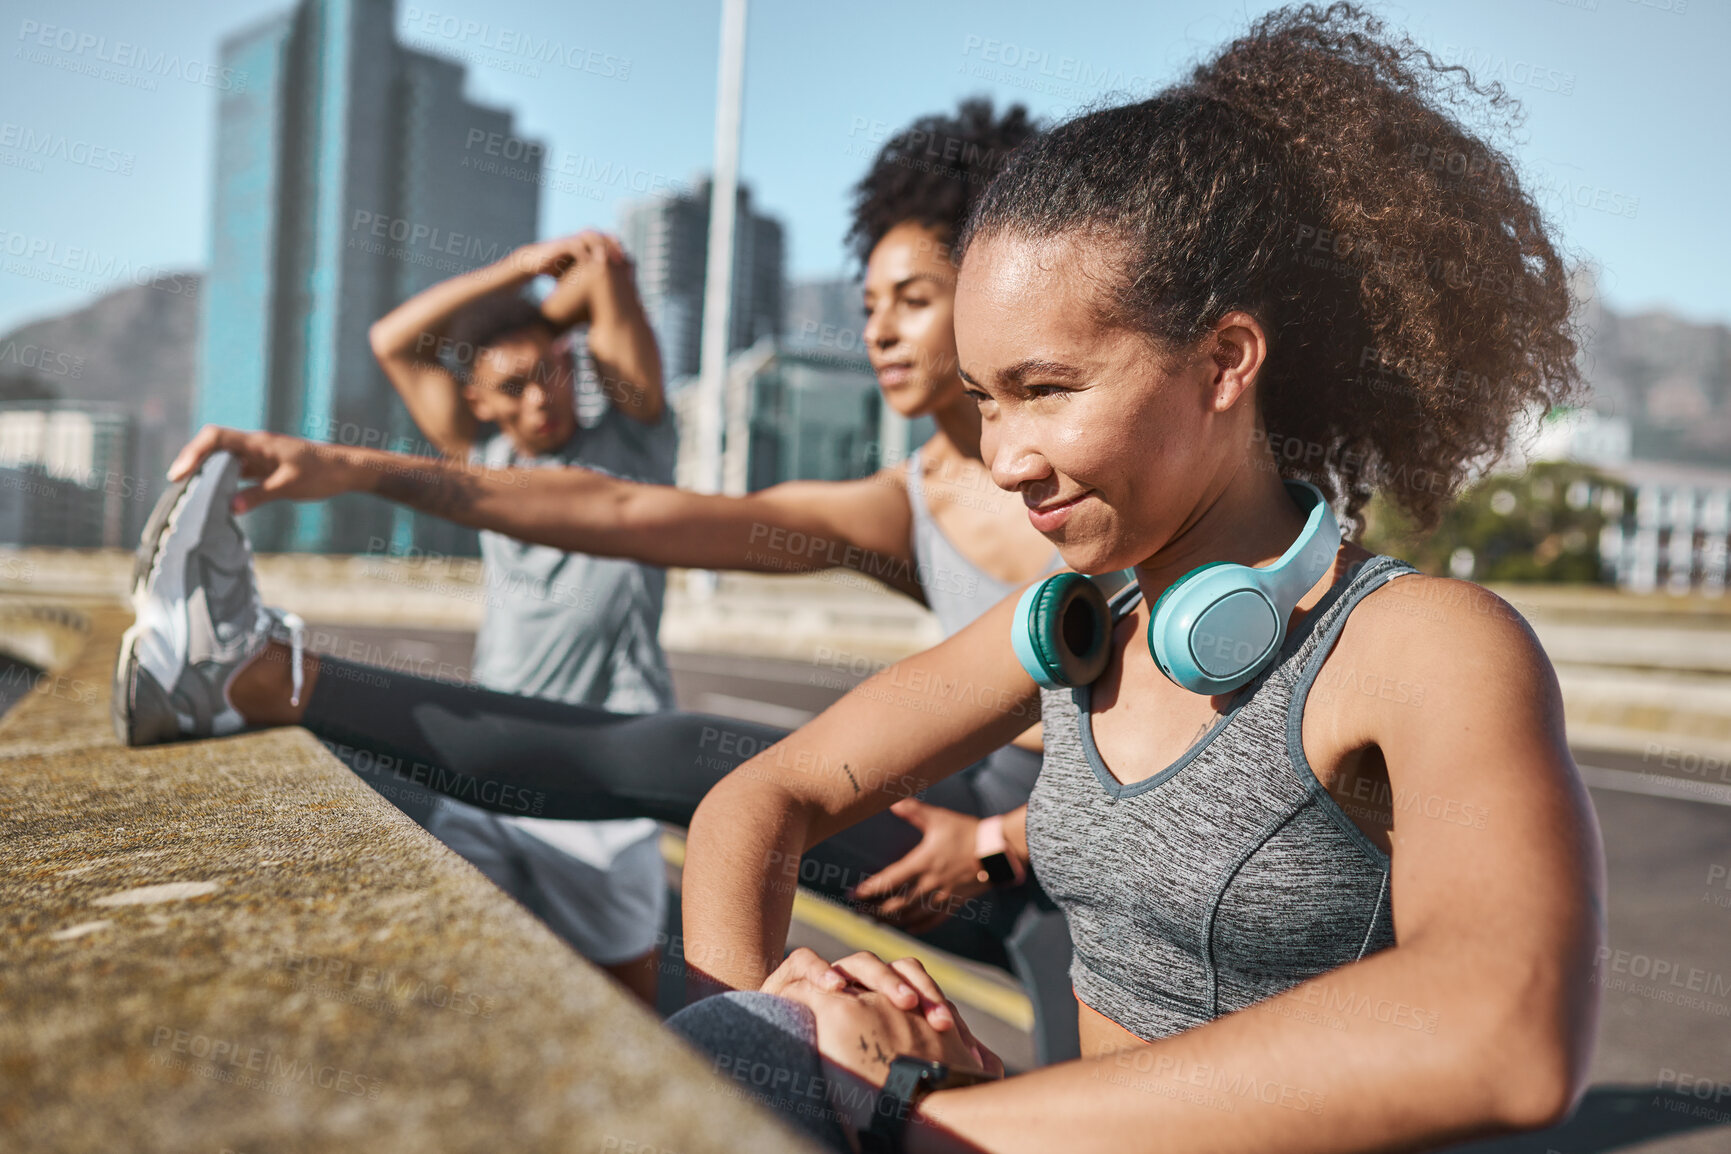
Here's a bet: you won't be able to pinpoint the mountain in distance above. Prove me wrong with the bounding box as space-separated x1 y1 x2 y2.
0 274 202 523
1571 269 1731 468
0 267 1722 552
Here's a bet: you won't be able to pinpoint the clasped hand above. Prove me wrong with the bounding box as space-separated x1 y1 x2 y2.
761 947 1003 1090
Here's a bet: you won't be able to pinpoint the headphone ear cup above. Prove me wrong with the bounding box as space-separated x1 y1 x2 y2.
1146 561 1232 686
1149 561 1286 694
1011 573 1111 689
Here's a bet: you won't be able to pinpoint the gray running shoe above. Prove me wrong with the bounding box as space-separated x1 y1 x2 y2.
112 450 305 746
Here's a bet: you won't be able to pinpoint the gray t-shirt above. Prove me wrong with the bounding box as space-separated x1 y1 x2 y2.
468 403 678 713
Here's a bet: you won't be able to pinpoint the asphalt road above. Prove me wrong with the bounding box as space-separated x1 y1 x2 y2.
307 624 1731 1153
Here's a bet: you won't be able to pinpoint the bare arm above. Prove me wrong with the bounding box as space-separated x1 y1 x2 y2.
540 233 665 424
681 590 1042 989
683 578 1604 1153
169 425 925 597
367 236 585 456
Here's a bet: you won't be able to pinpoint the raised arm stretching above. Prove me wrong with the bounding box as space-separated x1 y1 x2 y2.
367 236 581 456
369 230 664 457
539 232 664 422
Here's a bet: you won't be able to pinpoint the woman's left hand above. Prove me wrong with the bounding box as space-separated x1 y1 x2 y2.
763 948 1005 1078
849 799 993 933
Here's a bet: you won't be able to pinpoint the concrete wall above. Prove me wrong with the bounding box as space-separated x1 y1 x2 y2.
0 597 815 1153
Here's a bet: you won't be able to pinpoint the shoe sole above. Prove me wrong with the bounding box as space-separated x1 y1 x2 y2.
129 468 199 604
110 625 182 747
112 452 237 746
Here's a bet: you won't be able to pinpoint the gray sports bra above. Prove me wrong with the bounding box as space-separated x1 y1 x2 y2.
905 447 1062 636
1025 553 1422 1040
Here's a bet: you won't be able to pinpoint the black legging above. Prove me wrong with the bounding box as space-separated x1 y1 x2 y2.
304 656 1042 970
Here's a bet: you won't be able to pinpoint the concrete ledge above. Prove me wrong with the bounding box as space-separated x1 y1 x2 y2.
0 600 91 673
0 599 815 1153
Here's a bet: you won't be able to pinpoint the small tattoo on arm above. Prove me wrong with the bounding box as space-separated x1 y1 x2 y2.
842 762 861 795
374 458 485 521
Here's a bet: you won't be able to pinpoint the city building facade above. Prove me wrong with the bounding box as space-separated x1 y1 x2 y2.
0 402 136 549
198 0 540 554
618 179 784 382
672 340 928 498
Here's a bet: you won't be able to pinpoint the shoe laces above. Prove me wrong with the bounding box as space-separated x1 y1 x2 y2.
264 607 309 708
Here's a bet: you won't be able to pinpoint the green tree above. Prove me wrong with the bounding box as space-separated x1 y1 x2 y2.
1361 462 1627 584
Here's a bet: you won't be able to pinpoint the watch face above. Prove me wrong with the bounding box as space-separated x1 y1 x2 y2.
979 850 1017 887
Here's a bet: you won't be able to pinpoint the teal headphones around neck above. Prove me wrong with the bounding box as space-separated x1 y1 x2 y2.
1011 480 1342 695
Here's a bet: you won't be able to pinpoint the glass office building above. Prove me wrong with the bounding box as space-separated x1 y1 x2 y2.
618 179 785 383
199 0 540 554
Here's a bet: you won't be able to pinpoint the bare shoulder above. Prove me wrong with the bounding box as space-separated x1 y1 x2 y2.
747 466 915 567
869 460 912 495
1355 573 1543 656
1340 572 1563 731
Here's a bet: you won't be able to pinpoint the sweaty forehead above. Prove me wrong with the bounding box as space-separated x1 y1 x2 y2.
954 232 1119 363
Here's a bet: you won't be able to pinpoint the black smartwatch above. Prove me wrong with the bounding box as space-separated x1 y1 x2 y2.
975 849 1019 887
973 813 1025 889
857 1056 993 1154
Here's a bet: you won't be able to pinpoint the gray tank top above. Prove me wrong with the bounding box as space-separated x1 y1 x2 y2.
1025 553 1422 1040
905 447 1062 636
470 404 678 712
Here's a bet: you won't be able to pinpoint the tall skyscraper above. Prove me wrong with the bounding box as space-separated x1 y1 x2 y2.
199 0 540 554
618 178 784 382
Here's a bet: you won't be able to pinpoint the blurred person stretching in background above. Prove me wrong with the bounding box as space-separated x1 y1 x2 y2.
371 229 674 1003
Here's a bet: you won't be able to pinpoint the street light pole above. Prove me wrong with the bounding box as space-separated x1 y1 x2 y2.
691 0 748 599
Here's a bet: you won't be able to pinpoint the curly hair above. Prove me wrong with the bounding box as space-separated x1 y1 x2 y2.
441 291 556 383
959 3 1581 532
845 97 1040 268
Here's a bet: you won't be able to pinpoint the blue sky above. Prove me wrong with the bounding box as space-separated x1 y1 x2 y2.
1 0 1725 335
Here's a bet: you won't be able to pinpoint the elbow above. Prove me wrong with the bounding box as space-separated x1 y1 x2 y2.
368 320 412 370
1485 1013 1588 1132
1492 1047 1576 1132
690 757 763 833
366 320 390 360
693 751 806 839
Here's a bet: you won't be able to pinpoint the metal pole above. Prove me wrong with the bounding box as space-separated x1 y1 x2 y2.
691 0 748 599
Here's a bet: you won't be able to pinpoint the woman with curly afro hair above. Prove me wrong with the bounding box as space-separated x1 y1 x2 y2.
683 5 1604 1151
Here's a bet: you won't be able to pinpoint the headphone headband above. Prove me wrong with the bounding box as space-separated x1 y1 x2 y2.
1257 480 1342 610
1010 479 1343 695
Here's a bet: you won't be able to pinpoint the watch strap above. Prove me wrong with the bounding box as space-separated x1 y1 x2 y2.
858 1057 992 1153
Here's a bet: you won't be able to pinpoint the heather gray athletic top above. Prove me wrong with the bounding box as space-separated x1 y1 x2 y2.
1025 553 1422 1040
